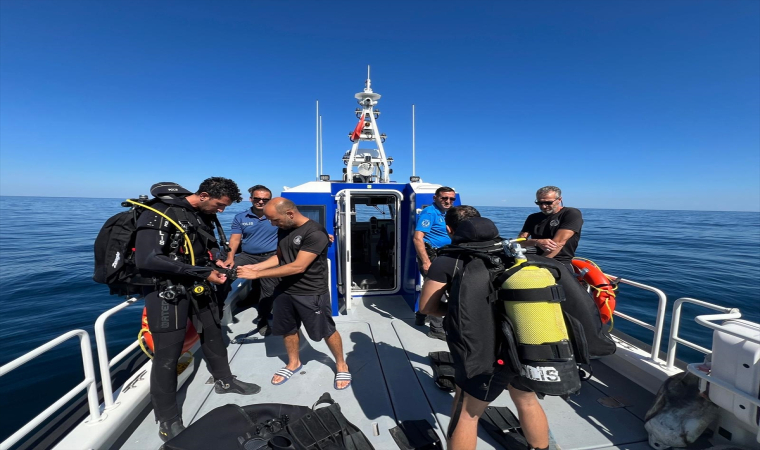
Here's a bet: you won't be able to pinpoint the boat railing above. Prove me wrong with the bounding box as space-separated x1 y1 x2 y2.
0 329 101 449
94 296 143 409
665 297 743 370
603 273 668 363
680 302 760 436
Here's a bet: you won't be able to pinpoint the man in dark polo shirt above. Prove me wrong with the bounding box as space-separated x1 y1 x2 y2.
236 198 350 390
519 185 583 274
223 185 278 335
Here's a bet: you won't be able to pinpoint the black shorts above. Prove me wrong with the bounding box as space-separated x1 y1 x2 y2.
271 291 336 341
454 365 532 402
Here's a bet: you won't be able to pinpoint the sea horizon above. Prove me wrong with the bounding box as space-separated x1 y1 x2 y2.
1 195 758 214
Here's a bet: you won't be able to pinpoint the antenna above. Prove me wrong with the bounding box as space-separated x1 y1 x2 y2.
319 115 323 175
316 100 319 180
412 104 416 177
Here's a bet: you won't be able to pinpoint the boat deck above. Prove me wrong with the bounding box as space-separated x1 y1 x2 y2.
114 294 655 450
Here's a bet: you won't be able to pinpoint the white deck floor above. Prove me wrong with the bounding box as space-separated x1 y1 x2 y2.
114 294 655 450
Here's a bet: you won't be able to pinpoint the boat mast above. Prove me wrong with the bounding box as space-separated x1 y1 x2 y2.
412 104 416 178
316 100 320 180
343 66 392 183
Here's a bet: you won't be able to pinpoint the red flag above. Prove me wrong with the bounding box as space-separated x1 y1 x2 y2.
350 116 365 141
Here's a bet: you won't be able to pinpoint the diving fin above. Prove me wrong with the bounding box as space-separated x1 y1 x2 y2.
428 351 456 392
389 419 443 450
479 406 529 450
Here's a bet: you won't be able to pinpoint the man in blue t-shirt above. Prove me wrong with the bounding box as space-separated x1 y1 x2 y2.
223 185 279 335
414 186 456 339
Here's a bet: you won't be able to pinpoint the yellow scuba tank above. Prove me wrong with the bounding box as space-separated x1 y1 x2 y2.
497 244 581 395
502 255 569 344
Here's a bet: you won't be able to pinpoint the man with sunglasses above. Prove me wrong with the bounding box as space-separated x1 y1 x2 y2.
223 185 279 335
518 186 583 274
414 186 457 339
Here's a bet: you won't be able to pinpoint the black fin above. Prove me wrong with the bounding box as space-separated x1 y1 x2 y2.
428 352 456 392
389 419 443 450
479 406 529 450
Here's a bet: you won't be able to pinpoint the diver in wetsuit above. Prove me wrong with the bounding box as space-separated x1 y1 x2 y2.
135 177 261 442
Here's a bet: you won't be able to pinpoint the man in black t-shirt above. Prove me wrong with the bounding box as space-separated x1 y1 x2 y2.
237 198 351 390
519 185 583 274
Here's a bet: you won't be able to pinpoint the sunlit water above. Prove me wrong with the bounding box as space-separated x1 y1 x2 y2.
1 197 758 439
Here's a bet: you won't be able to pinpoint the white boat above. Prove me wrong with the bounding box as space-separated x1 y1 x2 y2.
2 74 758 450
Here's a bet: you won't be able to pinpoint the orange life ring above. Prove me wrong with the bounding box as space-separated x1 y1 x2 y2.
140 307 200 354
571 259 616 324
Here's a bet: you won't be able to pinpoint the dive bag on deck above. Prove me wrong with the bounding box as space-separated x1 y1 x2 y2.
162 393 375 450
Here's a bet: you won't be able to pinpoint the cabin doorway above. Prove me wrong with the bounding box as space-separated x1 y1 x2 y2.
335 190 402 311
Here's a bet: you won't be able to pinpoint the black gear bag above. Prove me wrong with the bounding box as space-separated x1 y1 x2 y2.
162 393 375 450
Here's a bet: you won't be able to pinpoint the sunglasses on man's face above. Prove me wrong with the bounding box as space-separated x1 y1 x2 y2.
252 197 271 203
438 196 456 202
535 199 559 206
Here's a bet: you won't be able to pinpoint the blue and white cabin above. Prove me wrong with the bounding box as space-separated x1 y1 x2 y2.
281 74 459 317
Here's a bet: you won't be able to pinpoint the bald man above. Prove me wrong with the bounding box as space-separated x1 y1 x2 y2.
237 198 351 390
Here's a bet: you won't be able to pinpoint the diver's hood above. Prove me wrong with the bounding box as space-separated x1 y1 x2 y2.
151 182 192 198
451 217 501 244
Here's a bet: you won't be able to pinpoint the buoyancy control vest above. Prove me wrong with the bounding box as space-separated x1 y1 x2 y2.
440 240 589 396
494 257 585 395
93 183 226 296
437 219 593 398
525 254 617 358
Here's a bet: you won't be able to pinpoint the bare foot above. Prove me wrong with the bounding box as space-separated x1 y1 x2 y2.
271 361 302 385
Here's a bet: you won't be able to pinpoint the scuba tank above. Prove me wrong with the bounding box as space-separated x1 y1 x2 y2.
496 240 582 396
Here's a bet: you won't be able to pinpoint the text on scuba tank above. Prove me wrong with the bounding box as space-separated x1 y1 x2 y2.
522 365 561 382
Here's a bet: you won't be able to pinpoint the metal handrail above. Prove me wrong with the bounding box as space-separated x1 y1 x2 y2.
0 330 100 450
686 363 760 408
665 297 741 370
94 296 142 409
602 273 668 363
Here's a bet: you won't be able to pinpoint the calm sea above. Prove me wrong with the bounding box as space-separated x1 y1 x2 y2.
1 196 759 440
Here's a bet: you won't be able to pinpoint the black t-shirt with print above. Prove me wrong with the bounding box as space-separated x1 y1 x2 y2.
520 207 583 264
276 219 330 295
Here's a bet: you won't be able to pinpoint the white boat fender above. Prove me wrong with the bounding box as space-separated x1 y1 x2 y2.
644 371 719 449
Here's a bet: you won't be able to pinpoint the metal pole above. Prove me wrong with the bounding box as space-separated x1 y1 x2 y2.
94 297 140 408
412 104 416 177
319 115 323 176
316 100 320 180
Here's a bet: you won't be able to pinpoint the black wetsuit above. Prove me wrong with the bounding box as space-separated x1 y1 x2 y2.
134 196 232 422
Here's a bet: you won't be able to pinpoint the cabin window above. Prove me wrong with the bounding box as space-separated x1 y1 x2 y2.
298 205 326 226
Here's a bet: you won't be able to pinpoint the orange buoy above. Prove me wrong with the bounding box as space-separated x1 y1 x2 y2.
571 258 617 324
139 307 199 355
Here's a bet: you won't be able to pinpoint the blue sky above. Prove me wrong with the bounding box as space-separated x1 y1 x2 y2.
1 1 758 211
